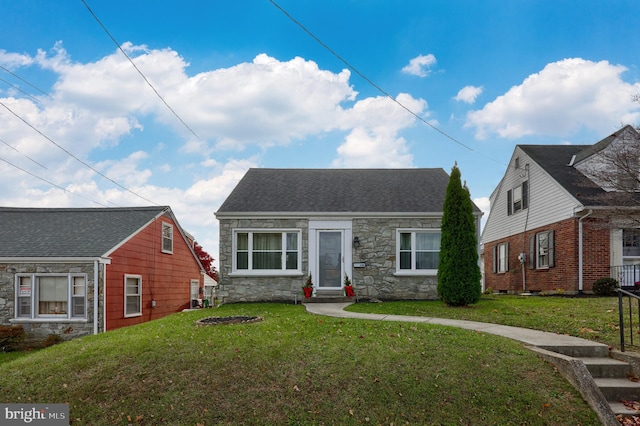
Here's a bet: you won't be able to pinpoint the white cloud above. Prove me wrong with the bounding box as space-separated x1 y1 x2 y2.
454 85 483 104
466 58 640 139
402 54 437 77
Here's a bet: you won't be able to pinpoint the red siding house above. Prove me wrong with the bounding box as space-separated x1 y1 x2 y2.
0 206 205 341
482 126 640 294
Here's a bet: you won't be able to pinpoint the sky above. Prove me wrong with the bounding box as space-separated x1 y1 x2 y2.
1 1 640 265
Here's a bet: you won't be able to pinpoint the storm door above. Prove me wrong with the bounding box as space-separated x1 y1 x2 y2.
318 231 343 288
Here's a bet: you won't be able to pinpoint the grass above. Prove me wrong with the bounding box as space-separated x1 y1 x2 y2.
0 302 599 425
348 294 624 349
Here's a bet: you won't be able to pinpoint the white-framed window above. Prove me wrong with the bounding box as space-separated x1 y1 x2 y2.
507 181 529 215
233 230 301 274
124 275 142 317
529 230 555 269
397 229 441 275
492 242 509 273
623 229 640 257
161 222 173 254
15 274 87 319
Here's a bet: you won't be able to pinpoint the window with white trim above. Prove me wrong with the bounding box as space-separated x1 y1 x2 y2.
124 275 142 317
397 230 441 274
492 242 509 273
507 181 528 215
15 274 87 319
234 230 301 273
161 222 173 254
529 230 555 269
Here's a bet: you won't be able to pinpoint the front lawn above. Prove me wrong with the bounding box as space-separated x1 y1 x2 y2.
0 303 598 425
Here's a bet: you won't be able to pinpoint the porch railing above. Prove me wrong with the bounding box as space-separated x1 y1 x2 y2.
611 265 640 289
617 288 640 352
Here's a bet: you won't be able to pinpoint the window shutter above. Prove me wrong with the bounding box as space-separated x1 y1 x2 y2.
507 190 513 216
529 235 535 269
492 245 497 273
522 181 529 209
548 231 555 267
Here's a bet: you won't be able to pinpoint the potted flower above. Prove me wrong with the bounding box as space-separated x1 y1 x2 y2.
344 274 355 298
302 274 313 298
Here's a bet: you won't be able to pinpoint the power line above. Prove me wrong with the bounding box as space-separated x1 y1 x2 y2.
0 155 111 207
0 137 48 170
0 99 159 205
0 65 52 98
269 0 506 166
0 76 44 105
81 0 199 140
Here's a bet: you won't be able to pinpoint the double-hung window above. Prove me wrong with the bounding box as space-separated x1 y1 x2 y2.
507 181 529 215
493 242 509 273
161 222 173 254
15 274 87 319
529 230 555 269
124 275 142 317
397 230 441 275
234 230 301 274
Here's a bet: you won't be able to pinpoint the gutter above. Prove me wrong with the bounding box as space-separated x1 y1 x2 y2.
578 209 593 293
94 260 99 335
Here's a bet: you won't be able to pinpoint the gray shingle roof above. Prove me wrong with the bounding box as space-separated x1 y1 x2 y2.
216 168 480 214
0 206 169 258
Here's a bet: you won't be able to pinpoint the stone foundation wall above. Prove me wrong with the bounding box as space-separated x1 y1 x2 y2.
0 262 101 342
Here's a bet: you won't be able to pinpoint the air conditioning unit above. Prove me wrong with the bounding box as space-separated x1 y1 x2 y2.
539 248 548 256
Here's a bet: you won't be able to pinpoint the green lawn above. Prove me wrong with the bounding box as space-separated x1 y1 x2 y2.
347 295 624 349
0 302 600 425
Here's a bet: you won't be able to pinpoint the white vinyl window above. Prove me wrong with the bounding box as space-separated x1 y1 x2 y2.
529 230 555 269
124 275 142 317
507 181 529 215
493 242 509 273
15 274 87 319
233 230 301 274
397 229 441 275
161 222 173 254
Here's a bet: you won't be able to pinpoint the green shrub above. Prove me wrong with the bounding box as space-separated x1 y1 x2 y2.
0 325 25 352
592 277 618 296
42 334 63 348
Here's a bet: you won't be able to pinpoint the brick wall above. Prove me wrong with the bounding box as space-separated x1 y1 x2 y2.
484 217 610 293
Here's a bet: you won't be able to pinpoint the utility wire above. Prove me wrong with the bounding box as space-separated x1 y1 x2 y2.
0 65 52 98
0 76 44 105
0 155 111 207
269 0 506 166
0 137 48 170
81 0 199 140
0 99 159 205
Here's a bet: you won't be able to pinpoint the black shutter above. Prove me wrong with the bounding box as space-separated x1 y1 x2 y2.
529 235 535 269
507 189 513 216
492 245 497 273
548 231 555 268
505 242 509 271
522 181 529 209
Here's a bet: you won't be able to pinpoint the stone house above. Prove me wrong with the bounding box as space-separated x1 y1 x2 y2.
0 206 205 341
482 125 640 294
215 168 483 302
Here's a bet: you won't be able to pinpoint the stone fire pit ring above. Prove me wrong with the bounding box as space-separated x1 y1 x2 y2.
195 316 263 327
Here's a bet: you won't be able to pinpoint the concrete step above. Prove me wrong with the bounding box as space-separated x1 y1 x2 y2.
594 377 640 401
538 344 610 358
577 357 631 378
609 401 640 417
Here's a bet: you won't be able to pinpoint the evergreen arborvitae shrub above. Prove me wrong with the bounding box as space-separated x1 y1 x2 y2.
592 277 618 296
437 164 482 306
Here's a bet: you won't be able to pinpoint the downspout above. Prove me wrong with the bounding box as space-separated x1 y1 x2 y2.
93 260 99 335
578 209 593 294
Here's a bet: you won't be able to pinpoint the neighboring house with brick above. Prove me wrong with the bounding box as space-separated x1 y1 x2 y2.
0 206 205 341
215 168 483 302
482 125 640 294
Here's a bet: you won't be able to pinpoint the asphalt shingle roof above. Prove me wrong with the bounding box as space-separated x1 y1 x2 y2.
0 206 169 258
216 168 480 214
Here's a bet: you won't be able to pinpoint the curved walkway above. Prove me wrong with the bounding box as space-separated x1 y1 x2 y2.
303 302 608 352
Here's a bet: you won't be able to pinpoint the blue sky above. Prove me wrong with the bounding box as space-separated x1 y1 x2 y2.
2 1 640 262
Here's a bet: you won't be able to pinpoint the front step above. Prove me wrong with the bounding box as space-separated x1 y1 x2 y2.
594 378 640 401
577 357 632 378
538 344 610 358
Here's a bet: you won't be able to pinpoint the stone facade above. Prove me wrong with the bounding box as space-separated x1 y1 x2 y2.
218 216 443 302
0 262 103 342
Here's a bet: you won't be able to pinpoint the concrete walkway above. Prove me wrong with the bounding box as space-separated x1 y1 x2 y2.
303 302 609 354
